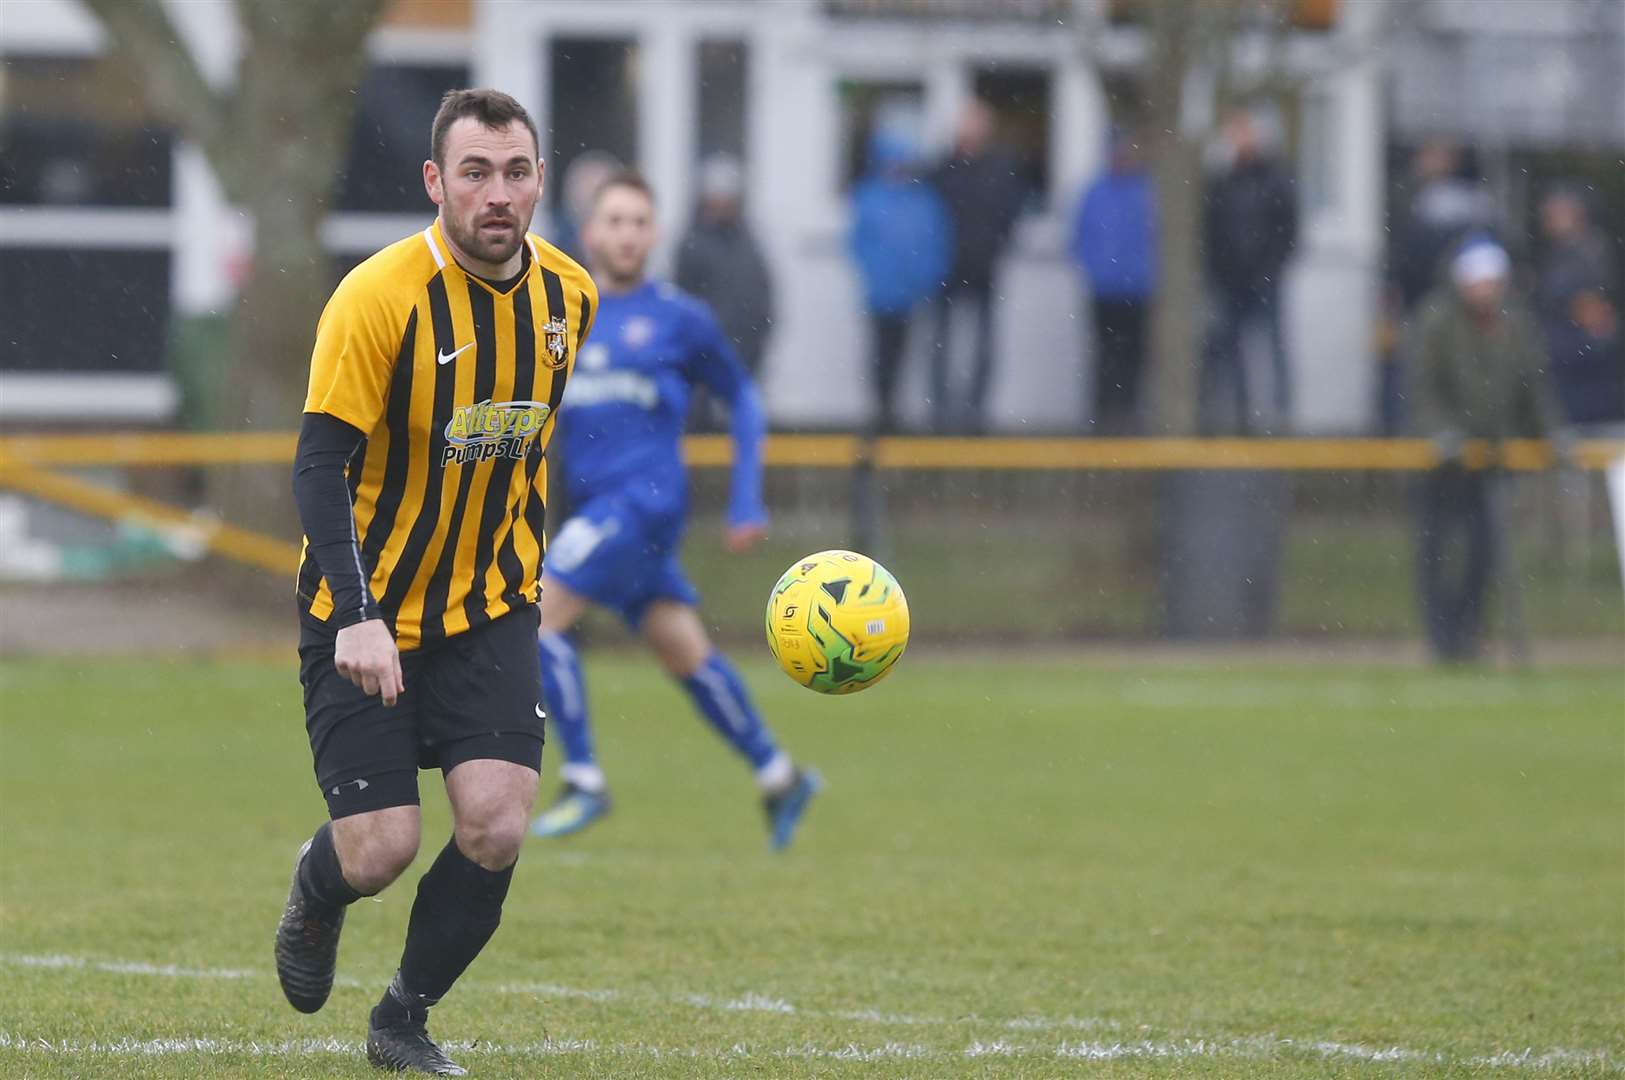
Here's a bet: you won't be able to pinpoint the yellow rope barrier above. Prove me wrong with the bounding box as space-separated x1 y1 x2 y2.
0 457 299 576
0 432 299 467
1 433 1619 578
1 432 1619 471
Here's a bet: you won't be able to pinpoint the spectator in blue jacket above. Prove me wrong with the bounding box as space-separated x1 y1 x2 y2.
1072 129 1157 433
851 123 953 433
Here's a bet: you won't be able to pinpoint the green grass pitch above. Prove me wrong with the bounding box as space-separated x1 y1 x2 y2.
0 654 1620 1078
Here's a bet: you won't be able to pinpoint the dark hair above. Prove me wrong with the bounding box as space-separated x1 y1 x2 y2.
430 88 539 166
590 169 656 212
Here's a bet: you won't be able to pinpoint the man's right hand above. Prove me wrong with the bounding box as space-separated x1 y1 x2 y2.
334 618 404 706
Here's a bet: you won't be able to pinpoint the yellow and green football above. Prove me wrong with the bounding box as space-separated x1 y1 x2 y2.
765 550 909 694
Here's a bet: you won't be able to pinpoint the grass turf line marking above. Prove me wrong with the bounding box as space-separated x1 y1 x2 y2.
5 954 1619 1072
4 953 260 981
686 991 797 1014
0 951 1107 1033
3 951 366 989
1 1032 1619 1070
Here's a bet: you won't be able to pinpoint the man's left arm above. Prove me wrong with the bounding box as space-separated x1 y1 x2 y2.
689 306 768 548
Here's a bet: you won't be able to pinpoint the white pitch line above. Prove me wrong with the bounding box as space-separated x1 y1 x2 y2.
3 951 365 989
2 1032 1619 1070
686 991 797 1014
0 952 1108 1034
3 954 1619 1072
492 979 620 1002
4 953 260 981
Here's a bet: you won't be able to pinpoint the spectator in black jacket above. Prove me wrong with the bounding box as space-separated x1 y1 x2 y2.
1547 287 1624 428
1379 140 1497 433
929 99 1028 434
1536 185 1617 347
1200 107 1297 434
1391 141 1496 313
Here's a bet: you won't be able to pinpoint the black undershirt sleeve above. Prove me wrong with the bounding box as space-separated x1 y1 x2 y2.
292 411 382 628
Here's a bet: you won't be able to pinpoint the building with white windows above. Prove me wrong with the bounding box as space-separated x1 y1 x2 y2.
2 0 1620 433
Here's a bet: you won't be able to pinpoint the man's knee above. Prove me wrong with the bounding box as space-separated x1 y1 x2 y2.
447 760 537 871
454 804 529 871
332 807 421 894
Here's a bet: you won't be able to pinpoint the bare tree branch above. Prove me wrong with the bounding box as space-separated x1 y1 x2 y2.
78 0 235 188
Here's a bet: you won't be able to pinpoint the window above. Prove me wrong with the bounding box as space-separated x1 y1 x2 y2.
1 249 171 373
337 63 471 213
1299 90 1338 218
695 39 748 163
548 37 640 211
0 54 173 207
838 80 927 189
972 66 1051 200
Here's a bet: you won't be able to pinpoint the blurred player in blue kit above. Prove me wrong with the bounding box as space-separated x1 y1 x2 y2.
529 171 820 849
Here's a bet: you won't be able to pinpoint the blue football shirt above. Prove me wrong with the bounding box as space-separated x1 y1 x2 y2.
558 281 766 527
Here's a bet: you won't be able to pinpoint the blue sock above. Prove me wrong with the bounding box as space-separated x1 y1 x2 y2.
681 652 784 776
538 631 602 790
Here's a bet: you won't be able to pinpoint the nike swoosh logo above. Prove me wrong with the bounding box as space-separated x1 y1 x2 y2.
534 704 547 720
437 342 474 366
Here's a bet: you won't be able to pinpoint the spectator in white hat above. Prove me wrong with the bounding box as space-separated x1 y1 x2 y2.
1406 238 1562 662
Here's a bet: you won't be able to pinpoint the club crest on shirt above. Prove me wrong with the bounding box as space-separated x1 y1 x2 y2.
543 317 569 369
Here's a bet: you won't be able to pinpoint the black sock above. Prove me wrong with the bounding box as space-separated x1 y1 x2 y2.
298 822 363 910
375 838 514 1023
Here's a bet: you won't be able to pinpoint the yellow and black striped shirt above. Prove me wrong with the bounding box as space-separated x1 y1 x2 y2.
298 221 596 651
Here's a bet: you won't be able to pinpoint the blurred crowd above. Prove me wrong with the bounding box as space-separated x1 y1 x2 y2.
1384 139 1622 440
1383 138 1621 661
605 98 1621 448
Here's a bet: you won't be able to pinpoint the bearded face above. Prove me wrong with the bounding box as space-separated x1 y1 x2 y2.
427 117 542 273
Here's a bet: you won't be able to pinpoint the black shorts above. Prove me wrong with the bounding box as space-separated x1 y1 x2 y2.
299 605 545 819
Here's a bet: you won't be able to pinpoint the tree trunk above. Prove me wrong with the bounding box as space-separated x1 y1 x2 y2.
213 0 384 536
1141 0 1204 437
81 0 387 541
1147 138 1204 437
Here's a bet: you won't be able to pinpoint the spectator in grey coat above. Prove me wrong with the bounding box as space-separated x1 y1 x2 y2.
676 154 776 379
676 155 776 431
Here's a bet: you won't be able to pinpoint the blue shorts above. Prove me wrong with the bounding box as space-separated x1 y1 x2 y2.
543 492 699 627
